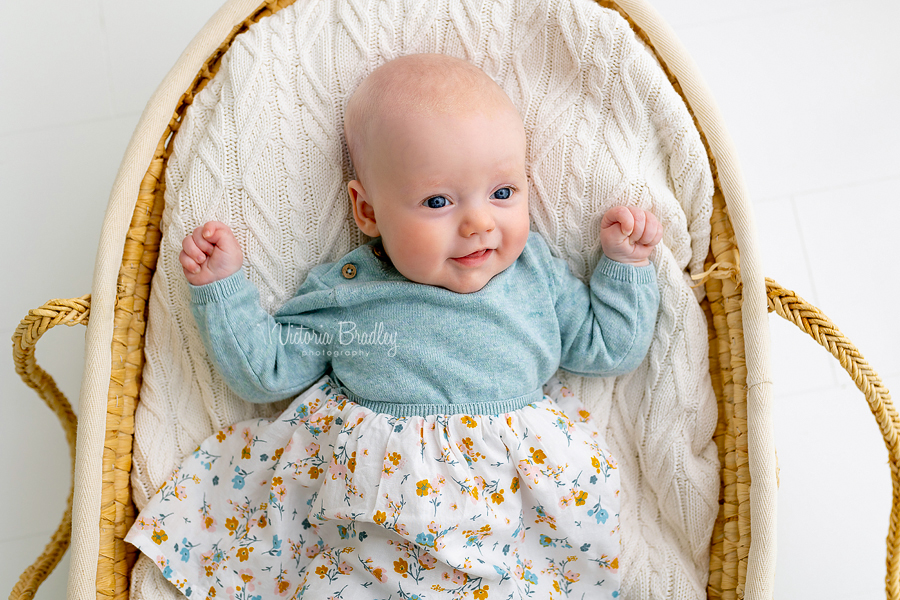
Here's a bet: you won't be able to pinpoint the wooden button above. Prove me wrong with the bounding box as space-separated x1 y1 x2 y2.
341 263 357 279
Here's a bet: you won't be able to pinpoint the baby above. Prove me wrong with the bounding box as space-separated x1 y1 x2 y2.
127 54 662 600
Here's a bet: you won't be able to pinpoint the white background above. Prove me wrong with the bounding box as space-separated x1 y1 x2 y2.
2 1 898 598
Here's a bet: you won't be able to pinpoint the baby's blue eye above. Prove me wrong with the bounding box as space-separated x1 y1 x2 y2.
492 187 512 200
425 196 449 209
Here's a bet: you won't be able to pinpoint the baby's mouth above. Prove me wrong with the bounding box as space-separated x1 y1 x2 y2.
451 248 492 266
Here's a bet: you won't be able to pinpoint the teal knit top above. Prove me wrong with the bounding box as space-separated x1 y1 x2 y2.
190 232 659 416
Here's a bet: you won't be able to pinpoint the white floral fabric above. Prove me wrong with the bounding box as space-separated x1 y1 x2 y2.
126 376 622 600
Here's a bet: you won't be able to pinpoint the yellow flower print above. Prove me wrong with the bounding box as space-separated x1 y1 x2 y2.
374 511 387 525
241 446 251 460
511 476 520 493
308 466 323 479
236 547 254 562
315 565 329 579
530 447 547 464
258 514 267 528
575 490 588 506
372 567 387 583
416 479 432 497
240 571 254 584
225 517 239 535
216 431 226 443
151 529 168 544
272 476 283 486
348 451 357 473
491 489 505 505
208 586 216 598
387 452 402 465
461 415 478 428
394 557 409 577
474 586 490 599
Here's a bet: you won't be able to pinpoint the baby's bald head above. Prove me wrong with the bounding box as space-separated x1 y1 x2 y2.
344 54 521 184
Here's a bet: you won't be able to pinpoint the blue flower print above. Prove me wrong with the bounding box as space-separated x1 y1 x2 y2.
179 538 198 562
232 466 251 490
588 501 609 524
416 532 436 548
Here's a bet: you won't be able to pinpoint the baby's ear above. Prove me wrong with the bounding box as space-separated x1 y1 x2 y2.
348 180 380 237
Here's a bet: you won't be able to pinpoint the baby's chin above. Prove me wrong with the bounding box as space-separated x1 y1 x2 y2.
435 266 504 294
400 268 494 294
439 279 491 294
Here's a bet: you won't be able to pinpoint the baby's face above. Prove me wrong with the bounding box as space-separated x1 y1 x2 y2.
351 107 530 294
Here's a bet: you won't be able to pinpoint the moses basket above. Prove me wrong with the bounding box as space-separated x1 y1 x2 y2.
10 0 898 599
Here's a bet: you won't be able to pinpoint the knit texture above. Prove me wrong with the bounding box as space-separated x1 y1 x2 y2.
130 0 717 598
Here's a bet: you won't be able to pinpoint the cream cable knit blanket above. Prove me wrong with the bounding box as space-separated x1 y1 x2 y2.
130 0 718 598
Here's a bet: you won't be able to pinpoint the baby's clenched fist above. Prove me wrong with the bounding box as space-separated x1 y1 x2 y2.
599 206 663 267
180 221 244 286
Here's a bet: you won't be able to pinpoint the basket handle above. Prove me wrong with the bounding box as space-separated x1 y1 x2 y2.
9 295 90 600
765 279 899 599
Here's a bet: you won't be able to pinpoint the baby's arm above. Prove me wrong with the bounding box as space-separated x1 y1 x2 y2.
184 222 330 402
551 207 662 376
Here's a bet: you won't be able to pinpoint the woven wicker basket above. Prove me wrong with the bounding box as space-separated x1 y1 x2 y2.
9 1 898 599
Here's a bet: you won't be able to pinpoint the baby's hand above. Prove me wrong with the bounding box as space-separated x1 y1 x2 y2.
599 206 663 267
180 221 244 286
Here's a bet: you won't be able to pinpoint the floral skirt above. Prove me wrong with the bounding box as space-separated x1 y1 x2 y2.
126 376 621 600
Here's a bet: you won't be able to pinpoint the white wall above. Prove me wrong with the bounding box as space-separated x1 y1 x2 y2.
2 1 897 599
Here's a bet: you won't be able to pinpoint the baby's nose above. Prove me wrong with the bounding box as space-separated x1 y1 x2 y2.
460 205 495 236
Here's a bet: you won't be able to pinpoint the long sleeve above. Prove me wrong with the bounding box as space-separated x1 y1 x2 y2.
190 271 332 403
550 252 659 377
